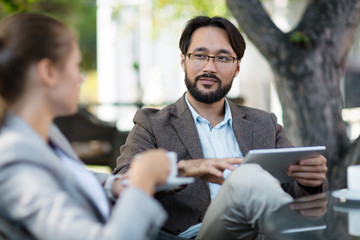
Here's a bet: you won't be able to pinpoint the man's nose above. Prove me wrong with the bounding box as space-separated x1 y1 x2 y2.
203 57 217 73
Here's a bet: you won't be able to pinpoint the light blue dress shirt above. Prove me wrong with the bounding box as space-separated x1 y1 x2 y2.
179 93 243 238
52 146 111 220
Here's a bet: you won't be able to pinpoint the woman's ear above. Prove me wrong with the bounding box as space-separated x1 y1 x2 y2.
37 59 58 87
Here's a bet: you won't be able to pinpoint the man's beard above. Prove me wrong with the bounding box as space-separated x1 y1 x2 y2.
185 72 233 104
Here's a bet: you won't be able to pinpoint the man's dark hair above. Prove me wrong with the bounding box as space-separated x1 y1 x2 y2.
179 16 246 59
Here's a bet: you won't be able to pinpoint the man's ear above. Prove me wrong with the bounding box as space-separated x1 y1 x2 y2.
37 58 58 87
233 59 241 78
180 53 186 72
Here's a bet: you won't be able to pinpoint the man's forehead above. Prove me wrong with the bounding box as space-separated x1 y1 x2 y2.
192 47 233 55
188 26 235 54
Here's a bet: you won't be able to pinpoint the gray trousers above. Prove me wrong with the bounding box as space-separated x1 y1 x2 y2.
196 164 293 240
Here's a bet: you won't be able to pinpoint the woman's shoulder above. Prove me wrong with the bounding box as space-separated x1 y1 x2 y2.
0 126 51 169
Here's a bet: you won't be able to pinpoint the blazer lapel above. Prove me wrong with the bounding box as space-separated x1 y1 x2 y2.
229 101 252 156
49 124 81 162
169 96 254 159
49 124 108 222
171 95 204 160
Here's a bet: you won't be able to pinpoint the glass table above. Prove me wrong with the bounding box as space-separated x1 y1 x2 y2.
263 191 360 240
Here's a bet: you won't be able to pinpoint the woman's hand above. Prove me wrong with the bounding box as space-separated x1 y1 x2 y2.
111 173 129 199
129 149 170 195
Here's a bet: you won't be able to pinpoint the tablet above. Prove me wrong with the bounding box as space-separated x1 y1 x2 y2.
243 146 326 183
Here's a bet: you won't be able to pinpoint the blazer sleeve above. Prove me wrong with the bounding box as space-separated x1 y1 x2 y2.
271 113 293 149
114 110 157 174
0 163 166 240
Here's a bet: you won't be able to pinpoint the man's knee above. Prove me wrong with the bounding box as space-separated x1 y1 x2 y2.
225 164 276 193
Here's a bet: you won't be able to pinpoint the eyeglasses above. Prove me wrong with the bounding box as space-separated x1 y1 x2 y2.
185 53 239 66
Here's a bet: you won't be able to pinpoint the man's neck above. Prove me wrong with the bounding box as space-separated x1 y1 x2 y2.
187 93 225 128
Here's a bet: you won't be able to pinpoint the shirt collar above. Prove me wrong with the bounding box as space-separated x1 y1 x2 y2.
184 93 233 127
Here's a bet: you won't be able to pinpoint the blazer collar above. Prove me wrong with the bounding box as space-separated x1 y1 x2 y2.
48 124 80 161
169 95 253 158
169 94 253 158
228 101 252 156
170 94 204 159
4 113 79 162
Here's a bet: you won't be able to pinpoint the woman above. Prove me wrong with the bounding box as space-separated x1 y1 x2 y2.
0 13 170 240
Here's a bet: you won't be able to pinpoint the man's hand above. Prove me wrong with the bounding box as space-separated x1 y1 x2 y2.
177 158 242 184
287 155 327 188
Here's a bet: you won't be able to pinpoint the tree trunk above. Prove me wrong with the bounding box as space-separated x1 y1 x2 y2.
227 0 360 188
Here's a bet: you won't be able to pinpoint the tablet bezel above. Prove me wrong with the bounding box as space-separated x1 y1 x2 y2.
243 146 326 183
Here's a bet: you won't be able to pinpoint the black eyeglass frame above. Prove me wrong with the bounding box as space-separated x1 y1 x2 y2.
185 53 239 63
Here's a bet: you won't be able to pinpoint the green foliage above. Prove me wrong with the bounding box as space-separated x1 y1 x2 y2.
289 31 310 48
0 0 233 70
152 0 230 35
133 62 140 72
153 0 229 17
0 0 97 71
0 0 37 13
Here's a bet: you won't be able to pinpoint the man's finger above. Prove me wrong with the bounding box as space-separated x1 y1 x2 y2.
289 171 326 180
294 178 324 187
288 165 327 173
298 155 327 166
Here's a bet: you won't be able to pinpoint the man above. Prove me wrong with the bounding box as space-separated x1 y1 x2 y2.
114 16 328 239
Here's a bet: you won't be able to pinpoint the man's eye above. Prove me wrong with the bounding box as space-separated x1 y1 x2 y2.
217 56 232 62
194 54 207 60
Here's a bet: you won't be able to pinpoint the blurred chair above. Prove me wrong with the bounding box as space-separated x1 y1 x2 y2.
54 106 129 170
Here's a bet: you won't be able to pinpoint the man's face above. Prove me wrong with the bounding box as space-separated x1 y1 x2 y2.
181 26 240 104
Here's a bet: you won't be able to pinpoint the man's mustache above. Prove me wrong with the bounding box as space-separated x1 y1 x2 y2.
194 74 221 83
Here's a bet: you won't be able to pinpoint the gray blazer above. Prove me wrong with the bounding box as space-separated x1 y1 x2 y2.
115 94 328 235
0 114 166 240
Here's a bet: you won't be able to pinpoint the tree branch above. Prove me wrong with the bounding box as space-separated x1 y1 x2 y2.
298 0 360 64
226 0 284 59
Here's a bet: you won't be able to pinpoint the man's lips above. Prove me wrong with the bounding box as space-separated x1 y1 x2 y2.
194 74 221 88
199 78 219 85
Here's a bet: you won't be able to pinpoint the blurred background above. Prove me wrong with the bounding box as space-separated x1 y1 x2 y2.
1 0 360 173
